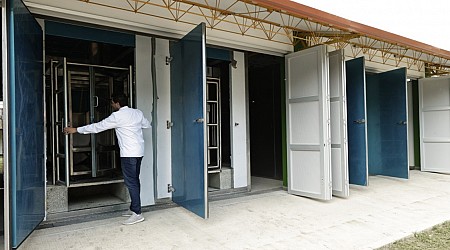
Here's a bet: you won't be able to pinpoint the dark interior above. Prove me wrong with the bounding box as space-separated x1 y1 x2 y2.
45 35 134 67
248 52 283 180
207 58 231 168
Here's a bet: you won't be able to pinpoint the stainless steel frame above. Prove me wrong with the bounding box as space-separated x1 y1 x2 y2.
50 60 56 185
51 58 132 187
206 77 222 173
89 66 97 177
129 65 133 108
63 58 70 186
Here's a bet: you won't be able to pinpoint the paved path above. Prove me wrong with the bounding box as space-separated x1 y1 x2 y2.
21 171 450 249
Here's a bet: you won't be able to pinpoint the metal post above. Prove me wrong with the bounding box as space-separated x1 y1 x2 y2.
89 66 97 177
129 65 133 108
63 58 70 187
50 60 56 185
55 62 61 184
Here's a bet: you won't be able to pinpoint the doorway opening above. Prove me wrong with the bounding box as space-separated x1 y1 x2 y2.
44 34 135 215
247 52 283 191
206 58 232 191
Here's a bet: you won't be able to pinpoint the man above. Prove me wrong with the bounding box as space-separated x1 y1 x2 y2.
64 93 150 225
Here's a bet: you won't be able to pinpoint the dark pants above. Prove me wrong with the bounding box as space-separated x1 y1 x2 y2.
121 157 143 214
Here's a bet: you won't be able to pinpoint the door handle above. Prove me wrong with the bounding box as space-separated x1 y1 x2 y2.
61 119 71 132
93 96 99 108
194 118 204 123
353 119 365 124
397 121 407 125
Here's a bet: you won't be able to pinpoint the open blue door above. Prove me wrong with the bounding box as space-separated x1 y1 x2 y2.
170 23 208 218
366 68 408 179
6 0 45 248
345 57 368 186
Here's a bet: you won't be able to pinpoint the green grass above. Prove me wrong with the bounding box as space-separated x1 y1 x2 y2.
379 221 450 250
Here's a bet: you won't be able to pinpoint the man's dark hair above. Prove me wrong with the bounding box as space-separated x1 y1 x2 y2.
111 93 129 107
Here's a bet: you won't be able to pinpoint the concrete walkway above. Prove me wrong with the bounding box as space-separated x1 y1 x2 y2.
20 171 450 250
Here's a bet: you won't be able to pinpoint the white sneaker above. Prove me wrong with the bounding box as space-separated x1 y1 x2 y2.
122 212 144 225
122 209 133 217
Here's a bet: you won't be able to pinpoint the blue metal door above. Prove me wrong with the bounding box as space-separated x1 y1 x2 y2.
345 57 368 186
170 23 208 218
6 0 45 247
366 68 408 179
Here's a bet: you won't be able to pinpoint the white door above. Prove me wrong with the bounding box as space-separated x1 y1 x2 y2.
329 50 349 197
419 76 450 173
285 45 332 200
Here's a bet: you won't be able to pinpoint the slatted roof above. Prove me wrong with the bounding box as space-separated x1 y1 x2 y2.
78 0 450 75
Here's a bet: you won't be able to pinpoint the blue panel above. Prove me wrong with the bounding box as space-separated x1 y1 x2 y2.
345 57 368 186
170 23 207 218
8 0 45 247
206 47 231 61
366 73 381 174
367 68 408 178
45 20 135 47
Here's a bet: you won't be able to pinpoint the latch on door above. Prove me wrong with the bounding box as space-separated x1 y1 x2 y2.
167 184 175 193
195 118 204 123
93 96 99 107
353 119 366 124
397 121 407 125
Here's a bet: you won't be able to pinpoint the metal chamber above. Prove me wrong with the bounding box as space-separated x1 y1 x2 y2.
49 59 133 187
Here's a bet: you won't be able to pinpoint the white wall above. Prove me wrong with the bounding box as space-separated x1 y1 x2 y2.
155 38 172 199
231 51 248 188
135 35 155 206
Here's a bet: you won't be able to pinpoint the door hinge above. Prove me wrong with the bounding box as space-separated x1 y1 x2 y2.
167 120 173 129
166 56 173 65
168 184 175 193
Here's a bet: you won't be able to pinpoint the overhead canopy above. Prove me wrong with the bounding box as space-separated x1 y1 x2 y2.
29 0 450 75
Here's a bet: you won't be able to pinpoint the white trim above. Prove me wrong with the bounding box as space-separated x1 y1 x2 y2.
231 51 248 188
